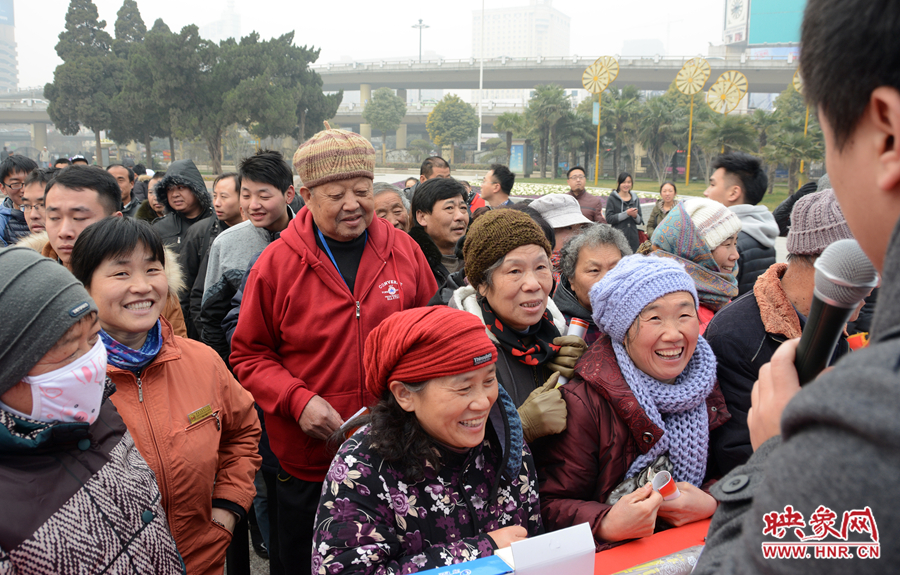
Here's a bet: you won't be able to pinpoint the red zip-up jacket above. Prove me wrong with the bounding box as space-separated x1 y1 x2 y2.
230 208 437 482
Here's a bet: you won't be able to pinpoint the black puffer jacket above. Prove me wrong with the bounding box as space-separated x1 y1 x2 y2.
0 383 185 573
151 160 212 254
706 264 849 476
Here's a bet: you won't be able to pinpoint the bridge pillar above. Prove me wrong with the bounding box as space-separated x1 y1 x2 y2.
397 88 407 103
32 123 48 152
360 84 373 141
396 124 407 150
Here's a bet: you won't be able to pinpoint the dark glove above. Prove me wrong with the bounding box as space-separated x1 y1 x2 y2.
546 335 588 379
518 372 567 443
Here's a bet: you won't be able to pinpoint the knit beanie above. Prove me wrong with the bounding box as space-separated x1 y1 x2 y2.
364 306 497 399
589 255 698 344
787 189 853 256
681 197 742 250
292 123 375 189
463 208 552 289
0 247 98 396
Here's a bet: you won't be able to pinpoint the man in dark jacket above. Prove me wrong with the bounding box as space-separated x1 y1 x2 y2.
151 159 212 254
409 177 468 287
0 155 38 246
106 164 140 218
704 152 778 295
179 172 244 340
695 1 900 570
707 189 855 475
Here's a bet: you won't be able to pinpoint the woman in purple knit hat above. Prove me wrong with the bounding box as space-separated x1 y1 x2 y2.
537 255 730 550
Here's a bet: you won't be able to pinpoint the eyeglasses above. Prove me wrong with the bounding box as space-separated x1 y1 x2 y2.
568 175 586 181
21 203 44 213
2 181 24 190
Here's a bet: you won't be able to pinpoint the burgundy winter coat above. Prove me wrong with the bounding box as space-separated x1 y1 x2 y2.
535 334 730 550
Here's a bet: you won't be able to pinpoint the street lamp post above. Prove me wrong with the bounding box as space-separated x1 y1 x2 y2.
412 19 429 103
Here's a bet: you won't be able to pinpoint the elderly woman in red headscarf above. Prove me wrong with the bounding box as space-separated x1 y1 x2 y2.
312 306 542 575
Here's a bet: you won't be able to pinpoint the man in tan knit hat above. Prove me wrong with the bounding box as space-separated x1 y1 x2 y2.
230 125 437 573
706 189 857 476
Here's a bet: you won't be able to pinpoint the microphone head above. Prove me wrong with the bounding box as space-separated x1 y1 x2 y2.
813 239 879 308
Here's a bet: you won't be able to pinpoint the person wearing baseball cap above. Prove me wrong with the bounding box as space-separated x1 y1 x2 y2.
0 247 183 572
530 193 593 280
230 123 438 571
312 306 542 573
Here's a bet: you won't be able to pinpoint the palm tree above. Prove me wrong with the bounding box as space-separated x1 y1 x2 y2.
768 129 824 191
638 96 683 185
527 84 571 178
698 114 757 154
494 112 523 166
602 86 639 175
750 108 780 193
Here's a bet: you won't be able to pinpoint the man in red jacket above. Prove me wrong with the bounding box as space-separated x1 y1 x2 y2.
230 126 438 574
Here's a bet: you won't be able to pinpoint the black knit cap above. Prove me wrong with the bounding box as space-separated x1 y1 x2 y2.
463 207 552 289
0 247 97 396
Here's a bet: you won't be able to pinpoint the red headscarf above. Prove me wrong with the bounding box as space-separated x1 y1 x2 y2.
364 306 498 398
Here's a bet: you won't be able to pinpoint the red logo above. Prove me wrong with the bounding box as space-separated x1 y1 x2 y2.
761 506 880 560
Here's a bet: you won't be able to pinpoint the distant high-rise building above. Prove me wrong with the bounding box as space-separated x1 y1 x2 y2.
200 0 241 43
0 0 18 92
472 0 570 102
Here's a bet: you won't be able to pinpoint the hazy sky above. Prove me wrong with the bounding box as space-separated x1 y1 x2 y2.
17 0 726 90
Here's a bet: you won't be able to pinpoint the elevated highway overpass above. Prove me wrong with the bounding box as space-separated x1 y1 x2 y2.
315 55 798 94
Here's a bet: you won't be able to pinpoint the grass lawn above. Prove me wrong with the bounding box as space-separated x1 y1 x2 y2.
518 177 794 212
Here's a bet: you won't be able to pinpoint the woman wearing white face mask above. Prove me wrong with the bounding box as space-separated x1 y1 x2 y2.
0 247 184 573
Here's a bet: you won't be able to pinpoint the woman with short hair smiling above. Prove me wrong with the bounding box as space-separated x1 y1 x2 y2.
70 217 261 575
312 306 542 575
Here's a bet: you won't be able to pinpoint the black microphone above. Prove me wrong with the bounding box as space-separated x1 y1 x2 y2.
795 239 878 385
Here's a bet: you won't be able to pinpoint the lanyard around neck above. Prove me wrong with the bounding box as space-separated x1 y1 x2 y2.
317 227 367 289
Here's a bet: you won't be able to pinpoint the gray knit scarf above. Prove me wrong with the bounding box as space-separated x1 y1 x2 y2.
613 336 717 487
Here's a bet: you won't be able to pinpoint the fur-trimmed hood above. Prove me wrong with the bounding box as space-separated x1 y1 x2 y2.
155 159 211 215
408 225 444 272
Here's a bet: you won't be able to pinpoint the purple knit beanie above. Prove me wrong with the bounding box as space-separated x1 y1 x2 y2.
787 189 853 256
589 255 698 344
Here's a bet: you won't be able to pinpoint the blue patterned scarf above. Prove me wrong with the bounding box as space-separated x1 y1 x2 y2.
615 336 718 487
100 320 163 373
652 203 738 312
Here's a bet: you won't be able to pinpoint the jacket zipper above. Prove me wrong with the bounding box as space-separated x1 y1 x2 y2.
134 370 171 529
356 301 360 319
354 259 388 407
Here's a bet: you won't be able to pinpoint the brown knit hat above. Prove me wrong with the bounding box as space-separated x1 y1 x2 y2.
292 123 375 189
463 208 552 289
787 189 853 256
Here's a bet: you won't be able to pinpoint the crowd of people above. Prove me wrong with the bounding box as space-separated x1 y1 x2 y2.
1 1 899 572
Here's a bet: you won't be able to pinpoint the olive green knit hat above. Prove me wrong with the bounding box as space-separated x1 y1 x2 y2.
292 122 375 189
463 207 552 289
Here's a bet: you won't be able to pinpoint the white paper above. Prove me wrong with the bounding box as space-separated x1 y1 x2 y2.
510 522 595 575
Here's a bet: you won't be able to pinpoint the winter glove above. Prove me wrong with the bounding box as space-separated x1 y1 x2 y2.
518 372 567 443
546 335 588 379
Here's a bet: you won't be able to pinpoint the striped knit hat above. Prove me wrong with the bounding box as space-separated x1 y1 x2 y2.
292 122 375 189
682 197 742 250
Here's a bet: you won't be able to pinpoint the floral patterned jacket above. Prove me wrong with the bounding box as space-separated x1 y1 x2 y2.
312 420 543 575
